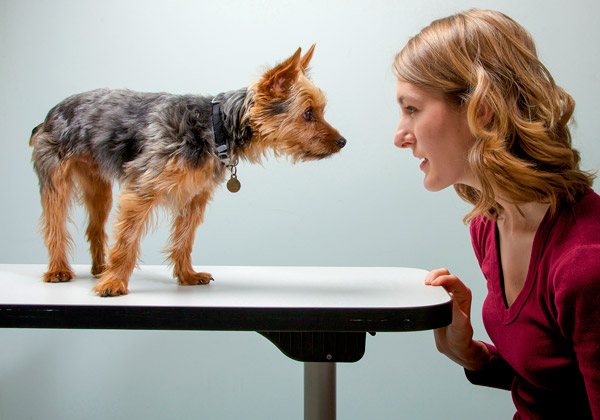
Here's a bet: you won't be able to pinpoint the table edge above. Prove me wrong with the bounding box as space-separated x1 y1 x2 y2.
0 300 452 332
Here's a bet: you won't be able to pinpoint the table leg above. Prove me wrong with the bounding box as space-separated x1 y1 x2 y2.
304 362 336 420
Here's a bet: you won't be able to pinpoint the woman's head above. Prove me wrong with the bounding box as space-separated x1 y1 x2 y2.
394 9 594 221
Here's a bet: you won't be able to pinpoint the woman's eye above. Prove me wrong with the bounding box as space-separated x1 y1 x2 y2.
303 108 315 121
405 106 417 115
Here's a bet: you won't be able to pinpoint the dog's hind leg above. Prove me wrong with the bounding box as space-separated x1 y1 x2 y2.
73 161 112 278
40 160 76 283
93 186 156 296
167 190 213 285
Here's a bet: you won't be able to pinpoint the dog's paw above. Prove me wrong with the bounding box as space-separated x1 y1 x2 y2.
93 277 129 297
91 263 106 278
177 271 214 286
43 270 74 283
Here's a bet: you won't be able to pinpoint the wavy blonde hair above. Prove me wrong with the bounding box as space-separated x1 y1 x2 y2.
393 9 594 222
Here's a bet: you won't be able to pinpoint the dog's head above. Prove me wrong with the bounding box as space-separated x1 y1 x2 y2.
246 45 346 163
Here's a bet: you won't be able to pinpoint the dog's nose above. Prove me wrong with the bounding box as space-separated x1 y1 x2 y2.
336 137 347 149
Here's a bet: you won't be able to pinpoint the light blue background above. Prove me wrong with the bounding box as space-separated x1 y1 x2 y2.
1 1 598 419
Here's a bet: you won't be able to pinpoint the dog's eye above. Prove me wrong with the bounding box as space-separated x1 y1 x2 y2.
303 108 315 122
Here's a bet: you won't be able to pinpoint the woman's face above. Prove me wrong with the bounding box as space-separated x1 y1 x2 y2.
394 79 477 192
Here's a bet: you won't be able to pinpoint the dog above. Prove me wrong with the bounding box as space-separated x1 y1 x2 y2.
30 44 346 297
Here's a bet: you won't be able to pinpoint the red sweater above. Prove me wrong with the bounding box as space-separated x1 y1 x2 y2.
467 189 600 419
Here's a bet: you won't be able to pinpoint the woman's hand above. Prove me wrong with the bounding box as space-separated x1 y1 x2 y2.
425 268 489 371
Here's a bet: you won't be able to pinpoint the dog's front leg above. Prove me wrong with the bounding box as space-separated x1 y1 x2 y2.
168 190 214 285
93 186 156 296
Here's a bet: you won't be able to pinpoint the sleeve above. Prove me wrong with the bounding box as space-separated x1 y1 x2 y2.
464 342 515 391
553 246 600 419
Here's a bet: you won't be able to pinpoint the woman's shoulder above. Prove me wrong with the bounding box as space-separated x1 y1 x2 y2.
469 214 493 235
469 214 496 244
571 189 600 236
549 190 600 293
559 189 600 248
469 215 495 265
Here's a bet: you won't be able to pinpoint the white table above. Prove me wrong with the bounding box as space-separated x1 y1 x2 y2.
0 264 452 419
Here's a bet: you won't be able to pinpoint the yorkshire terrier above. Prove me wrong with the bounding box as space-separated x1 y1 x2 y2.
30 45 346 296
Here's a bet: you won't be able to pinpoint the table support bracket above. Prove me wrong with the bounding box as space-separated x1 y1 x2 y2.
258 331 366 363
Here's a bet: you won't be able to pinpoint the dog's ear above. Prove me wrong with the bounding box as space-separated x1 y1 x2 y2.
259 47 303 98
300 44 315 73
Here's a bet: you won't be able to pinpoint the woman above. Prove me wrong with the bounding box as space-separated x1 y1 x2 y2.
393 9 599 419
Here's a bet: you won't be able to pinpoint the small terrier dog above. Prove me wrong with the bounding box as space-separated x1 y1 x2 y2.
30 45 346 296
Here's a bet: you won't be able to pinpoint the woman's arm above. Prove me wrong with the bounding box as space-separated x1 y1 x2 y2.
426 268 515 390
425 268 490 371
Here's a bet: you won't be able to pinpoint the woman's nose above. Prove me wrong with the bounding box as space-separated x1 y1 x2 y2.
394 121 414 149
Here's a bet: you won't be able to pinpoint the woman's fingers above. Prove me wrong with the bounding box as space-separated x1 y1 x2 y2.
425 268 472 316
424 267 451 284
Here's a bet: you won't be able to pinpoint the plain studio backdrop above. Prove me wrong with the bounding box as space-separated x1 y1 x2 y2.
1 1 598 419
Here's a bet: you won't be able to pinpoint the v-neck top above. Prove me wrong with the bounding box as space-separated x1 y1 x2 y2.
467 189 600 419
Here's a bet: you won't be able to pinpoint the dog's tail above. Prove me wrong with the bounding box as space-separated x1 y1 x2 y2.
29 124 43 146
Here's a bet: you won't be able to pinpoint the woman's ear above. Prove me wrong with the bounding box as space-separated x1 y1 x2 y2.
478 99 494 127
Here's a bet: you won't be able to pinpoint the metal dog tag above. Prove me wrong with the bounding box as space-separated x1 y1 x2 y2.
227 174 241 193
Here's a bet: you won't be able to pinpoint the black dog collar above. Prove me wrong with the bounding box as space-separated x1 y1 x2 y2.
211 96 230 166
212 95 241 193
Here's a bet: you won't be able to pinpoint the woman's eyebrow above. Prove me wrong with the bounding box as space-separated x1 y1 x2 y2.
397 95 417 105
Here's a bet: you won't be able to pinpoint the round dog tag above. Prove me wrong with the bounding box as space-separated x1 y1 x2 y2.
227 175 241 193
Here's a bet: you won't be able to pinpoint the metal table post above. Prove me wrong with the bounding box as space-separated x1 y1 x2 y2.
304 362 336 420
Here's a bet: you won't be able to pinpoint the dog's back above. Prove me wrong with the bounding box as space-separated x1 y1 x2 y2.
31 89 220 185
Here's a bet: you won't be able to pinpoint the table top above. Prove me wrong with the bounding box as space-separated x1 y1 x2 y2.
0 264 452 332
